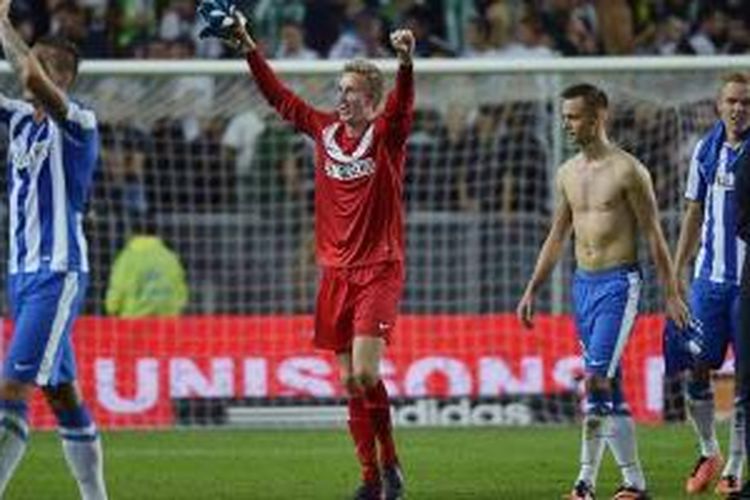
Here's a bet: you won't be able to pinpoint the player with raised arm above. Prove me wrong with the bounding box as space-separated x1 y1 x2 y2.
517 84 689 500
0 1 107 499
207 9 414 500
664 72 750 496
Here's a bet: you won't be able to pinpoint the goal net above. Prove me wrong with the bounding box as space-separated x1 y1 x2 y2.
0 57 737 429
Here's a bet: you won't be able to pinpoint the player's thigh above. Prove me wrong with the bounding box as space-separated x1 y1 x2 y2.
352 262 404 346
571 276 595 350
4 273 86 386
690 279 733 368
4 275 69 383
587 292 637 377
314 267 355 351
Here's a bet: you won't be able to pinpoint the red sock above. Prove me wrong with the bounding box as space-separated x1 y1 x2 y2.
348 396 379 483
365 380 399 468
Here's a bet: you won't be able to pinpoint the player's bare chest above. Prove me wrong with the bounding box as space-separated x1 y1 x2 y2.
564 166 623 211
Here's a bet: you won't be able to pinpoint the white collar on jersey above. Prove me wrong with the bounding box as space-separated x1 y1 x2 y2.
322 122 374 163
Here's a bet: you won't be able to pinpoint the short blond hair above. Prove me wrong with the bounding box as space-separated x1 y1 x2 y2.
342 58 385 107
720 71 750 90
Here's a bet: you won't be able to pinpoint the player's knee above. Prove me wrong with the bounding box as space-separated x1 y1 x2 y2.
584 375 613 415
582 413 606 437
353 368 379 389
42 382 82 411
689 366 711 384
340 373 359 395
585 375 611 393
686 377 712 401
0 379 33 402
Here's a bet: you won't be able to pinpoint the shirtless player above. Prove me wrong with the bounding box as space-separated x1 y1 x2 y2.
517 83 689 500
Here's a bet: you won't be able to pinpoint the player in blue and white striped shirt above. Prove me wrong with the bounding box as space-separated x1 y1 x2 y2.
0 1 107 498
666 72 750 496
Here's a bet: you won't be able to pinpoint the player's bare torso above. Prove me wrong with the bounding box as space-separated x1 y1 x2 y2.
560 147 640 271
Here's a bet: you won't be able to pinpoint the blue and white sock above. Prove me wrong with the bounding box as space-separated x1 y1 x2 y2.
56 406 108 500
0 399 29 496
608 410 646 491
686 379 720 457
576 390 612 489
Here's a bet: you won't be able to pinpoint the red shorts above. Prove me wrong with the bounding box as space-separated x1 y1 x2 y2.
314 261 404 352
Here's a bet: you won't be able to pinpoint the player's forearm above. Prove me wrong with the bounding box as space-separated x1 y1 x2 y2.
673 203 702 274
397 49 412 68
245 51 286 107
0 18 30 84
383 63 414 131
0 19 67 120
649 230 681 298
245 51 311 129
525 238 564 294
395 63 414 105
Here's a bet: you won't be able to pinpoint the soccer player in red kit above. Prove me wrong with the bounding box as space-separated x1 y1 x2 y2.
228 22 414 500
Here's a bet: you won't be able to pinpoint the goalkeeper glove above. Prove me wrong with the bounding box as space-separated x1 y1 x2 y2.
197 0 247 41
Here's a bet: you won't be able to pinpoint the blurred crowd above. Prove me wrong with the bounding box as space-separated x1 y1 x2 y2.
7 0 750 60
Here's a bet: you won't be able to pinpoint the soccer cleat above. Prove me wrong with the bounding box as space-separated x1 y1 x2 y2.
716 475 742 495
565 480 595 500
728 480 750 499
611 485 650 500
352 481 382 500
382 464 405 500
685 454 724 493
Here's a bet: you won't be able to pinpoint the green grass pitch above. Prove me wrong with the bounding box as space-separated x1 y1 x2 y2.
7 424 711 499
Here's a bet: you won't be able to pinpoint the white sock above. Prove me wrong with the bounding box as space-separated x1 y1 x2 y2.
723 404 746 479
61 432 108 500
687 397 721 457
0 412 28 496
608 415 646 491
577 414 608 488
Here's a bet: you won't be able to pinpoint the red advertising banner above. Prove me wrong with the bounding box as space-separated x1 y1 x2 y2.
9 314 680 428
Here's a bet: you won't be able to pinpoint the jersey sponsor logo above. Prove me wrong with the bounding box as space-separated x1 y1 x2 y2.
324 157 375 181
714 172 735 189
11 138 51 171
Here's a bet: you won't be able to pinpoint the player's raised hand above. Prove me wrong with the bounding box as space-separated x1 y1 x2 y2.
229 13 255 51
516 291 535 329
196 0 254 51
390 29 414 64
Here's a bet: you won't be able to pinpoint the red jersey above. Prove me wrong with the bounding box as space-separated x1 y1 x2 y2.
246 51 414 268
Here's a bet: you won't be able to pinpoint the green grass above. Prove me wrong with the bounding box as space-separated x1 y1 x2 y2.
6 424 712 499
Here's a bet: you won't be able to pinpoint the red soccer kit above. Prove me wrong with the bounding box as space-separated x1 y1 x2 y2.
246 51 414 351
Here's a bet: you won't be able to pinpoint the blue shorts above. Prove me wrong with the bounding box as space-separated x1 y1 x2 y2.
4 271 88 386
663 278 739 375
572 265 642 378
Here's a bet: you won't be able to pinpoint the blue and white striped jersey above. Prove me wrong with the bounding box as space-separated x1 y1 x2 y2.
685 138 746 285
1 95 99 275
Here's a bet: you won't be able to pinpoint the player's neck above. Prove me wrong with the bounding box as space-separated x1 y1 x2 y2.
726 129 746 148
342 119 370 139
580 136 610 160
